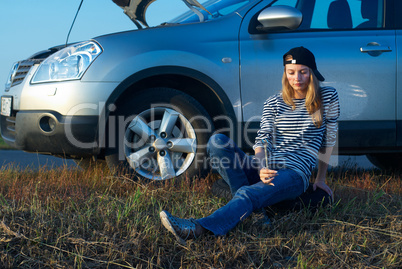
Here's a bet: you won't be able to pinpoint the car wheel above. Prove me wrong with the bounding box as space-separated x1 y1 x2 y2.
105 87 213 181
366 153 402 171
211 178 232 200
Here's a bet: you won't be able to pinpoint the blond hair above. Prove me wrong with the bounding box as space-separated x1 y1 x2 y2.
282 55 322 127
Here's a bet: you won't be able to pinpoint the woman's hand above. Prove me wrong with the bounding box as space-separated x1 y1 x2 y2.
315 147 334 199
259 168 278 185
313 181 333 198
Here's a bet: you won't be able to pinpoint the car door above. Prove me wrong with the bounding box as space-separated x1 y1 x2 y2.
239 0 396 153
396 0 402 147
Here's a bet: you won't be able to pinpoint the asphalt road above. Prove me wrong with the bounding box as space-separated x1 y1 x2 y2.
0 150 78 170
0 149 378 171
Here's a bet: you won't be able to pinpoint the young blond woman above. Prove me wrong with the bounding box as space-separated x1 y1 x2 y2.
160 47 340 244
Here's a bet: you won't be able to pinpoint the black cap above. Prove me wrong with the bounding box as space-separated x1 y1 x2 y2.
283 46 325 81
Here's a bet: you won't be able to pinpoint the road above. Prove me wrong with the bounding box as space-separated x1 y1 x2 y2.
328 154 377 170
0 150 78 170
0 150 377 171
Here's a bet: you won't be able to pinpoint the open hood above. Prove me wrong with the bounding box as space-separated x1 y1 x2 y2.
112 0 210 28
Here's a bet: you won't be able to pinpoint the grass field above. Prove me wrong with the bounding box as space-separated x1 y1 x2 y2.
0 164 400 268
0 136 12 150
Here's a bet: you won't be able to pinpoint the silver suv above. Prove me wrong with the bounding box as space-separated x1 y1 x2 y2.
2 0 401 180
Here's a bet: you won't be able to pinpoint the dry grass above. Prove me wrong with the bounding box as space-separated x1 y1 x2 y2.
0 164 401 268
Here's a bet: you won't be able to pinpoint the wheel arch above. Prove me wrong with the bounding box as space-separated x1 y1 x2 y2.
98 66 238 152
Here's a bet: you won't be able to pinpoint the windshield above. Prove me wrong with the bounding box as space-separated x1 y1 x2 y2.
169 0 252 24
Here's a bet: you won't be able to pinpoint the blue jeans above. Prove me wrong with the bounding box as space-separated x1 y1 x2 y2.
197 134 304 236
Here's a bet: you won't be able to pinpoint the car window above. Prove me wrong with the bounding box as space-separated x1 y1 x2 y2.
270 0 384 30
311 0 383 29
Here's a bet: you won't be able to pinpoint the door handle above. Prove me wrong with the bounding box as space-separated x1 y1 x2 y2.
360 46 392 53
360 42 392 56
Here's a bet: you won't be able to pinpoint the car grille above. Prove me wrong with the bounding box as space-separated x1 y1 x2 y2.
8 59 42 89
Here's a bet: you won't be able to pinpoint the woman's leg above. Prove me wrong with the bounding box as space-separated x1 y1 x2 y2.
197 169 304 236
207 134 260 195
160 135 304 242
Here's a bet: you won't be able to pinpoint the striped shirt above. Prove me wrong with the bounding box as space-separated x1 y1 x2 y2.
254 86 340 190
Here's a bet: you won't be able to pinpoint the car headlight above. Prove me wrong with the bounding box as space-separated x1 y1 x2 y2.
5 62 20 90
31 41 102 84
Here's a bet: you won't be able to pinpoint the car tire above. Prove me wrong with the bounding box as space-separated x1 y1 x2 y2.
366 153 402 171
105 87 214 181
211 178 232 200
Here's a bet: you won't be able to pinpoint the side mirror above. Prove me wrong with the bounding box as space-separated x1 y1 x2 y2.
257 6 302 32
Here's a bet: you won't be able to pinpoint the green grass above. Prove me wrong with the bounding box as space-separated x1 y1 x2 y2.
0 164 401 268
0 136 12 150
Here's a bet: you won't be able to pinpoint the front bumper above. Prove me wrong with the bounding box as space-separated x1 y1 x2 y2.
1 58 119 158
1 110 99 157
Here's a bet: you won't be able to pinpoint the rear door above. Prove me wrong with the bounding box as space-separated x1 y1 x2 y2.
239 0 396 153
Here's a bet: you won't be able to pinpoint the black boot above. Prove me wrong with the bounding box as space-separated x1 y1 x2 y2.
160 210 205 245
